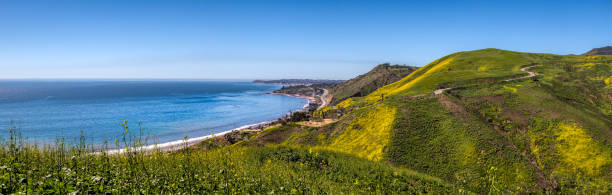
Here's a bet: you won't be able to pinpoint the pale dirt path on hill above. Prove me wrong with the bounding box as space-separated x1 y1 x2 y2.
433 65 540 95
317 88 331 110
297 119 337 127
504 65 540 81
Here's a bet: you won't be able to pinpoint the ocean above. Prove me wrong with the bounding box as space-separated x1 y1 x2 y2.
0 80 307 147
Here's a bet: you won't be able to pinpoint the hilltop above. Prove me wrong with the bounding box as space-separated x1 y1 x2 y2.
253 79 344 85
583 46 612 56
330 63 417 105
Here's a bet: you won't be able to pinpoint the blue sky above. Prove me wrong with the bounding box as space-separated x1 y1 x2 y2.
0 0 610 80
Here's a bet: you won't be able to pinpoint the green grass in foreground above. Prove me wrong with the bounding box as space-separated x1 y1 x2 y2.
0 126 459 194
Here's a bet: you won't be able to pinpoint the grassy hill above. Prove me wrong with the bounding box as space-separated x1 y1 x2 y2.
583 46 612 56
365 49 545 99
330 63 417 105
248 48 612 193
2 48 612 194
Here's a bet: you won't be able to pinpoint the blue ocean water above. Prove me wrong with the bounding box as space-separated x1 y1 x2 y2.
0 80 307 146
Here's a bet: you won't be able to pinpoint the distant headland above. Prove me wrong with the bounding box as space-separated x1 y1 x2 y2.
253 79 344 86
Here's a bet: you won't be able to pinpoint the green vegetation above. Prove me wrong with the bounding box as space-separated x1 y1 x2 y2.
335 97 355 109
307 48 611 193
3 47 612 193
0 126 457 194
366 49 549 99
385 96 539 193
330 63 417 105
323 104 396 161
583 46 612 56
371 49 611 193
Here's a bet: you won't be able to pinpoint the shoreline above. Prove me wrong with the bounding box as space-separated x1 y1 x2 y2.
105 92 310 154
105 120 276 154
268 92 315 111
269 91 316 101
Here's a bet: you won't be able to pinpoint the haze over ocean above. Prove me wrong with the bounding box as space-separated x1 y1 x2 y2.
0 80 307 146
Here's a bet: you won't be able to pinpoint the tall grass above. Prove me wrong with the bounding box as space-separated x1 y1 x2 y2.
0 123 456 194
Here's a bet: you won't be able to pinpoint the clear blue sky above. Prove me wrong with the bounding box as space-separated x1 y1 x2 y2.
1 0 610 80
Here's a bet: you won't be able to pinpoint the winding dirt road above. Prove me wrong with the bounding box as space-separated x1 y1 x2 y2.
433 65 540 95
504 65 540 81
317 88 330 110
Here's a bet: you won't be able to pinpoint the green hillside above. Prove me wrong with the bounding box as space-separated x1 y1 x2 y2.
330 63 417 105
249 48 612 193
366 49 546 99
3 48 612 194
583 46 612 56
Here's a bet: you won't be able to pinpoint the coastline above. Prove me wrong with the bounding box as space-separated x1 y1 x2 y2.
268 92 315 111
105 120 276 154
105 92 311 154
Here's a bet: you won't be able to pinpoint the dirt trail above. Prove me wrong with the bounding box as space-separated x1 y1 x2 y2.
297 118 337 127
433 88 452 95
504 65 540 81
317 88 330 110
433 65 540 95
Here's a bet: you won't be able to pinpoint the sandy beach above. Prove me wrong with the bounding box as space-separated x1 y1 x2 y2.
269 92 316 110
